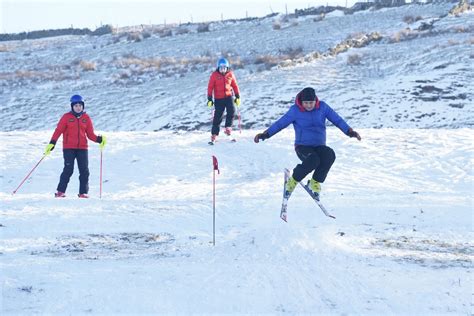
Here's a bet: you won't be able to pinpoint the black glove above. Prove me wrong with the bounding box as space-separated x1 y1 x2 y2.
96 136 103 144
347 128 361 141
254 131 270 143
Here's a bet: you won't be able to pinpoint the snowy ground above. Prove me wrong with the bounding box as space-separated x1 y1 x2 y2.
1 129 472 314
1 2 473 314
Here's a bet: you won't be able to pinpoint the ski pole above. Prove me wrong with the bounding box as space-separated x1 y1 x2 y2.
213 163 215 246
12 155 46 195
99 148 103 199
238 109 242 134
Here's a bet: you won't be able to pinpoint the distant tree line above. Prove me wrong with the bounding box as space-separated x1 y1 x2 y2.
0 25 114 42
294 0 458 16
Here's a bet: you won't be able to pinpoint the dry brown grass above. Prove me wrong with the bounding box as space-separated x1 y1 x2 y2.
113 55 216 78
254 55 280 70
15 70 42 79
229 57 244 69
253 46 304 70
279 47 303 59
0 45 9 52
403 15 423 24
449 1 472 16
116 57 164 69
127 32 143 42
390 29 414 43
79 60 97 71
0 69 77 82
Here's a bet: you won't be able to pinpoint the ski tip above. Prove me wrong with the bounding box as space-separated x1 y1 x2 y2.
280 214 287 222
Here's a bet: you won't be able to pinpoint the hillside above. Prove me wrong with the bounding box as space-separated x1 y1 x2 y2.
0 2 472 132
0 2 473 314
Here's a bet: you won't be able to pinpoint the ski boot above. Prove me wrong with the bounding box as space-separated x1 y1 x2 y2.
208 134 217 145
55 191 66 198
285 176 297 199
224 127 236 142
307 178 321 200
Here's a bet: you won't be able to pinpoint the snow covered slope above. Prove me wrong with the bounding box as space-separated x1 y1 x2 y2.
0 3 472 131
1 129 472 314
0 2 473 314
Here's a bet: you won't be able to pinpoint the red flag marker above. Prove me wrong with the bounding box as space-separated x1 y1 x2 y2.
212 155 220 245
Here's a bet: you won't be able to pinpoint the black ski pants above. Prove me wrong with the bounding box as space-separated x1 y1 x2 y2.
292 145 336 183
57 149 90 194
211 96 235 135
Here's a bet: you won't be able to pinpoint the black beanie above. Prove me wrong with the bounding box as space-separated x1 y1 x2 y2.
300 87 316 101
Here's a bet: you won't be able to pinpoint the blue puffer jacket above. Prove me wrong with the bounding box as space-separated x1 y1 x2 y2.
267 90 351 146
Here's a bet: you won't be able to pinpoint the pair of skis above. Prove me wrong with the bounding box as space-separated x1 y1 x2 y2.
280 168 336 222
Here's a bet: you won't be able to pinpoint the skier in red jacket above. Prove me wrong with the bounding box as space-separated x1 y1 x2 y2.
44 95 106 198
207 58 240 144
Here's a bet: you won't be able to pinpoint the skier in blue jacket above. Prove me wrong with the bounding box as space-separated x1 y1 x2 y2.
254 87 361 199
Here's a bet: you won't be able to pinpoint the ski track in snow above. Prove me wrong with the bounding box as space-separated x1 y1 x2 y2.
0 129 472 314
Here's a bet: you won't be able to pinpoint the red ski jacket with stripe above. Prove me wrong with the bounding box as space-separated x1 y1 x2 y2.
50 112 99 149
207 70 240 100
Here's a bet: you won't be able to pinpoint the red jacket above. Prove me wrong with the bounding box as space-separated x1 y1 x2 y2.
50 112 99 149
207 70 240 100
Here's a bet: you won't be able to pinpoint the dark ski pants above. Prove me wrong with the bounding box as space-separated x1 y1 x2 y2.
292 145 336 183
57 149 90 194
211 96 235 135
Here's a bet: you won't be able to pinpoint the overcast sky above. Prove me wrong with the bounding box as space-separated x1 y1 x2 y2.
1 0 360 33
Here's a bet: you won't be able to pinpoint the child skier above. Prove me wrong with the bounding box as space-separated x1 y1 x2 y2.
207 57 240 144
254 87 361 200
44 94 106 198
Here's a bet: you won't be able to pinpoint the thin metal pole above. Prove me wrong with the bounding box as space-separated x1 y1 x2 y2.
238 109 242 134
213 168 216 246
12 155 46 195
211 155 219 246
100 149 103 199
